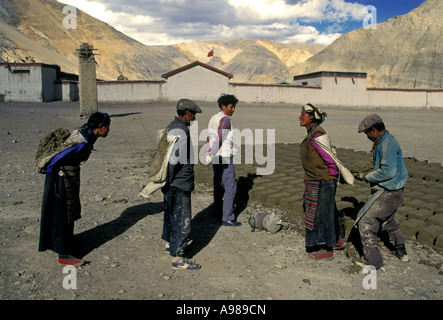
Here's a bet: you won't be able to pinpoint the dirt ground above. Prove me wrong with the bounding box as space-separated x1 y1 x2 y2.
0 101 442 308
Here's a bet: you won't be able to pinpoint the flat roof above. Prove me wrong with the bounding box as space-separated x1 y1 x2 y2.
293 71 367 81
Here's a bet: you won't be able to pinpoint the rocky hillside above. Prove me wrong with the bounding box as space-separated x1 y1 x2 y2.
154 39 324 84
1 0 441 88
294 0 443 89
0 0 323 83
0 0 178 80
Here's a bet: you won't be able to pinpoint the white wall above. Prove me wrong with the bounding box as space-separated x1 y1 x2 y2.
293 76 322 87
318 75 368 107
2 63 443 109
0 64 55 102
97 81 164 103
428 91 443 108
163 66 230 102
57 81 79 101
229 83 321 104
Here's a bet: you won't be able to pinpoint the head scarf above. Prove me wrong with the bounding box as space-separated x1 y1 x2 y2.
302 103 326 123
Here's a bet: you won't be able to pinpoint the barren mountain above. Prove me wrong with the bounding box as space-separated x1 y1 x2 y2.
0 0 323 83
152 38 324 83
294 0 443 89
0 0 178 80
1 0 440 88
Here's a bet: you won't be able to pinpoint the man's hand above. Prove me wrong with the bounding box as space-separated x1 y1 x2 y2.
354 172 366 181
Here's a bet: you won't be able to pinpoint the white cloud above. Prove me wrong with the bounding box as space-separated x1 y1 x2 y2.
57 0 369 46
58 0 114 23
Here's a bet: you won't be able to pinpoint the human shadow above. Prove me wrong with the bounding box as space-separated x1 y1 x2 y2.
185 173 260 258
185 204 221 259
74 201 164 258
234 173 261 217
340 196 365 220
108 112 141 118
340 196 365 256
185 172 260 258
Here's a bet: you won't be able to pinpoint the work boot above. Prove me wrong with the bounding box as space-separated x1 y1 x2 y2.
394 244 411 262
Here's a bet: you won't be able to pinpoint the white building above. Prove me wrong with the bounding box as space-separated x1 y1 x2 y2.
161 61 233 102
0 63 60 102
1 61 443 109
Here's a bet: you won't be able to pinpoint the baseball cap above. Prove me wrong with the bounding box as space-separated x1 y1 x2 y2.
176 99 202 113
358 114 383 133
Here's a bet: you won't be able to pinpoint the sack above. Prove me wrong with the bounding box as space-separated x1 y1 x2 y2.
148 129 170 182
313 134 354 185
35 128 70 170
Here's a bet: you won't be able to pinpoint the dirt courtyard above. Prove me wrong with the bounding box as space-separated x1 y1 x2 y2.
0 101 442 309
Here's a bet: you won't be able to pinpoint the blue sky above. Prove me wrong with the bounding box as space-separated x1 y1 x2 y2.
57 0 427 46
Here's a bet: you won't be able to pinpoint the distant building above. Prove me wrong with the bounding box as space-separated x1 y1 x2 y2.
0 62 78 102
293 71 367 89
1 61 442 109
161 61 233 102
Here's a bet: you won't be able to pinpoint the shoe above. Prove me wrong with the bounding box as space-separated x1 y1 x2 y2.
58 255 85 266
333 237 346 250
307 250 333 260
394 244 411 262
222 220 242 227
172 259 201 270
352 258 386 273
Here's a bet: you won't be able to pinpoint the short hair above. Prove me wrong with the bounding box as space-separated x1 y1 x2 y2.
84 112 110 129
370 122 386 132
218 94 238 108
177 109 196 116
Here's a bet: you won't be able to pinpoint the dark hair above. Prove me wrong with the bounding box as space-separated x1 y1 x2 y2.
177 109 197 116
218 94 238 109
370 122 385 132
82 112 110 130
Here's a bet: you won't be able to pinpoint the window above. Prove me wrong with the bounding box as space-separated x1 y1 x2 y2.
12 69 30 74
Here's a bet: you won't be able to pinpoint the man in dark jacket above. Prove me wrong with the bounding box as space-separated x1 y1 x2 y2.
161 99 202 270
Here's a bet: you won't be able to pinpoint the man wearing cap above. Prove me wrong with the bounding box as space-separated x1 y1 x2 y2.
161 99 202 270
353 114 410 270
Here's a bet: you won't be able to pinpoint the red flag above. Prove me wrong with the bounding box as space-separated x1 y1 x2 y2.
207 49 214 57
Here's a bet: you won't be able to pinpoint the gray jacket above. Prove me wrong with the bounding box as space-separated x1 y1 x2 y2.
165 117 195 192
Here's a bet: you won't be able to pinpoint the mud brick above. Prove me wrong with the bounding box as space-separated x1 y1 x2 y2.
396 206 416 218
401 219 426 238
263 192 290 206
434 234 443 251
407 199 427 210
408 209 434 221
249 186 270 199
280 195 302 211
417 225 443 247
426 214 443 227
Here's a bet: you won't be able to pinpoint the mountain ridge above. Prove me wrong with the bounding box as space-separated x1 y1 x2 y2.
1 0 441 89
294 0 443 89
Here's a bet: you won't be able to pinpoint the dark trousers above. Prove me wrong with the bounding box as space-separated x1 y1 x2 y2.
212 157 237 222
305 179 340 251
162 187 192 257
358 188 405 269
39 173 75 255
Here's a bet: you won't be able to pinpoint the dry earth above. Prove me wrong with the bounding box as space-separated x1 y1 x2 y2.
0 101 442 312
